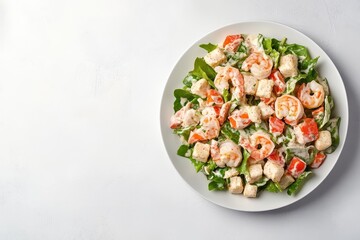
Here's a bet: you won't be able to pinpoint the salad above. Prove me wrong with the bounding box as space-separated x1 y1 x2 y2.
169 33 340 198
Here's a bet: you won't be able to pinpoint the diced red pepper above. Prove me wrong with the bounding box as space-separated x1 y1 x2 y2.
267 149 285 167
297 118 319 143
310 152 327 169
287 156 307 178
269 116 285 135
213 106 221 116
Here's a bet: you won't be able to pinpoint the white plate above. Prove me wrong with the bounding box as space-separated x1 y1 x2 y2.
160 21 348 212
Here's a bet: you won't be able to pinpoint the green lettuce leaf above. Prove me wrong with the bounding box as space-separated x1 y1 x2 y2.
220 121 240 144
284 73 306 94
320 95 334 129
324 117 341 154
287 171 312 196
238 149 250 176
262 36 287 68
265 181 282 193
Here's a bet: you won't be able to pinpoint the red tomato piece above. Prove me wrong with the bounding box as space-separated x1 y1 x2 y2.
287 156 307 178
267 149 285 167
206 89 224 107
269 70 285 96
310 152 327 169
269 116 285 135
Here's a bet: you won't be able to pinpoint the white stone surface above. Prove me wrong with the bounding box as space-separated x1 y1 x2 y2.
0 0 359 239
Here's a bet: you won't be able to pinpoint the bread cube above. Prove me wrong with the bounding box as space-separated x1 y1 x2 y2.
228 176 244 194
243 183 258 198
258 101 274 119
264 160 284 183
279 54 299 78
224 168 239 179
256 79 274 98
204 48 227 68
315 130 332 151
190 78 210 98
192 142 210 163
243 74 258 95
247 164 263 183
278 174 295 190
247 106 261 123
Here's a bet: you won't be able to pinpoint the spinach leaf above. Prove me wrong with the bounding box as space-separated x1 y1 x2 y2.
189 156 205 173
177 144 190 157
199 43 218 53
182 74 198 88
287 171 312 196
189 58 216 88
173 89 199 112
285 44 311 60
174 123 193 139
177 145 204 173
207 168 228 191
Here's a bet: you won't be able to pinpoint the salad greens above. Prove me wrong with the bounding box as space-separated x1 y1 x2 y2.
170 33 340 199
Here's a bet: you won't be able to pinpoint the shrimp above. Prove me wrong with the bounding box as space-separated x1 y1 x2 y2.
241 52 273 79
218 140 242 167
228 107 251 130
249 131 275 161
206 89 224 107
188 114 220 144
170 102 191 129
188 129 206 144
297 80 325 109
214 66 245 100
210 140 220 161
201 115 220 140
274 94 304 126
217 102 231 125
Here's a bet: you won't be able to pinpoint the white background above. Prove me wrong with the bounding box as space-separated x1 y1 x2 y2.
0 0 359 239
